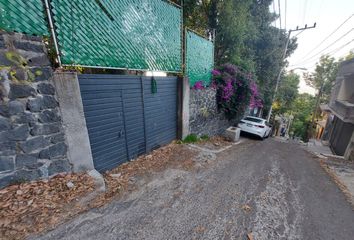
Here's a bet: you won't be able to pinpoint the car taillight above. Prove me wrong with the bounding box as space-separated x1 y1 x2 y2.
256 125 265 128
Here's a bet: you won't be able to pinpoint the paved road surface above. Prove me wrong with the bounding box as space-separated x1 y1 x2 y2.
36 138 354 240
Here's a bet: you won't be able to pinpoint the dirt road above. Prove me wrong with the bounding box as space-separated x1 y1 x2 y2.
35 138 354 240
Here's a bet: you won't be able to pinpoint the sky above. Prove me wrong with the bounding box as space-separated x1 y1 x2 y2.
271 0 354 95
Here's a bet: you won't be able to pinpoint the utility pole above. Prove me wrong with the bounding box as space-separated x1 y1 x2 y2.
267 23 316 122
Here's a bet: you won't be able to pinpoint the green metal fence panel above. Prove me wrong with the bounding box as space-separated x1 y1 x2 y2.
50 0 182 72
0 0 48 36
186 30 214 86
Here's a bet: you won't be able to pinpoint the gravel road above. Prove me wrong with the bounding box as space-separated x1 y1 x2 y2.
35 138 354 240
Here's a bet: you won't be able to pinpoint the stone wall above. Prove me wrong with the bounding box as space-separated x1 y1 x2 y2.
0 31 71 188
189 87 230 136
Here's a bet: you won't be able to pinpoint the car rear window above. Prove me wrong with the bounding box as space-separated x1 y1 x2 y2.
244 117 263 123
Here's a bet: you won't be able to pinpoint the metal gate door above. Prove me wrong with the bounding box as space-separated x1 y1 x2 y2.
79 75 177 172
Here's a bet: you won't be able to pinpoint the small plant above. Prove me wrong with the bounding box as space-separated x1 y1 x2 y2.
182 134 199 143
200 134 209 141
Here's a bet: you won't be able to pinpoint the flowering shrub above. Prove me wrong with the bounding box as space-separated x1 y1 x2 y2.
249 80 263 109
192 81 204 90
212 63 262 120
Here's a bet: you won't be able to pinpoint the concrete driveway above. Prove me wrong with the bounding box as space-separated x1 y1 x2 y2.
35 138 354 240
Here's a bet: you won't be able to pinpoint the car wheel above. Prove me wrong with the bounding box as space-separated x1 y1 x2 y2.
261 133 266 140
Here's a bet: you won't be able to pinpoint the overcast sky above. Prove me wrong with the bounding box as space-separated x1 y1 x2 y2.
271 0 354 95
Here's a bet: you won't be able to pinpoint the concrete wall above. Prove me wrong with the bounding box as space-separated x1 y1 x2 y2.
52 72 94 172
329 58 354 123
189 87 230 136
0 31 71 188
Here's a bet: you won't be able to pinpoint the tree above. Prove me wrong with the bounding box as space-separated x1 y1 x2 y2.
179 0 298 114
303 55 339 104
290 93 316 141
344 50 354 61
272 72 300 114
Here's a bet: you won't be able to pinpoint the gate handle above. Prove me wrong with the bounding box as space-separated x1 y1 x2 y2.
118 130 124 139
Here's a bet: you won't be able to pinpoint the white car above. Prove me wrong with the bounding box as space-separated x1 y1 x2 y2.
238 116 272 139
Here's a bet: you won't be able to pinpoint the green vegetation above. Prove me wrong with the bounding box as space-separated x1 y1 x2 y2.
178 134 210 144
173 0 298 117
182 134 200 143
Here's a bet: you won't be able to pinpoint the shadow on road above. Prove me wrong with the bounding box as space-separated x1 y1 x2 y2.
240 131 264 141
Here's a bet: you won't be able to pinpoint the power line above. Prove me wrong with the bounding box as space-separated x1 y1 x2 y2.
291 38 354 68
278 0 282 29
293 28 354 65
301 13 354 59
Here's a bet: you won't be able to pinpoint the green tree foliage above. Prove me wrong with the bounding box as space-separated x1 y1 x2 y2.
290 93 316 141
344 50 354 61
303 55 339 104
175 0 298 115
273 72 300 114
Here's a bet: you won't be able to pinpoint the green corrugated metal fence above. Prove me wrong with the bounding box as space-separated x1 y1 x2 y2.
0 0 49 36
50 0 182 72
186 30 214 86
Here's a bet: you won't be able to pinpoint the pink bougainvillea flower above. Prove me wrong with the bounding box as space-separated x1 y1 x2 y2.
193 81 204 90
211 69 221 76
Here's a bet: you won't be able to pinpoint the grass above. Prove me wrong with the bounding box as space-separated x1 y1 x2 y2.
177 134 210 144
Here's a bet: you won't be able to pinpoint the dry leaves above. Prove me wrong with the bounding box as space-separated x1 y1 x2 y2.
0 173 95 240
0 143 198 239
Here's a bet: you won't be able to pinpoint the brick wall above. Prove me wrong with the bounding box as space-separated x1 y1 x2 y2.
0 31 71 188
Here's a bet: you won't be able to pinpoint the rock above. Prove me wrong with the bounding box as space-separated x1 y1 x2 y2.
30 67 52 81
27 96 42 112
0 141 16 152
8 100 25 115
30 123 60 136
28 55 50 67
7 124 29 141
38 110 60 123
0 104 9 117
48 159 71 176
37 83 55 95
0 156 15 172
39 142 67 159
0 51 12 66
42 95 58 109
49 133 65 144
15 169 41 181
11 112 36 125
13 41 44 52
0 116 10 131
66 181 75 189
0 174 16 189
110 173 122 178
9 84 35 99
19 136 49 153
9 68 27 81
16 154 39 169
21 35 42 42
0 39 5 48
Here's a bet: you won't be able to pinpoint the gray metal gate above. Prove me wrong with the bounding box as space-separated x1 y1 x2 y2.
79 75 178 172
329 116 354 156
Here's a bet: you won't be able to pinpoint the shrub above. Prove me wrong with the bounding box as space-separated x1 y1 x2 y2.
182 134 199 143
212 63 261 120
